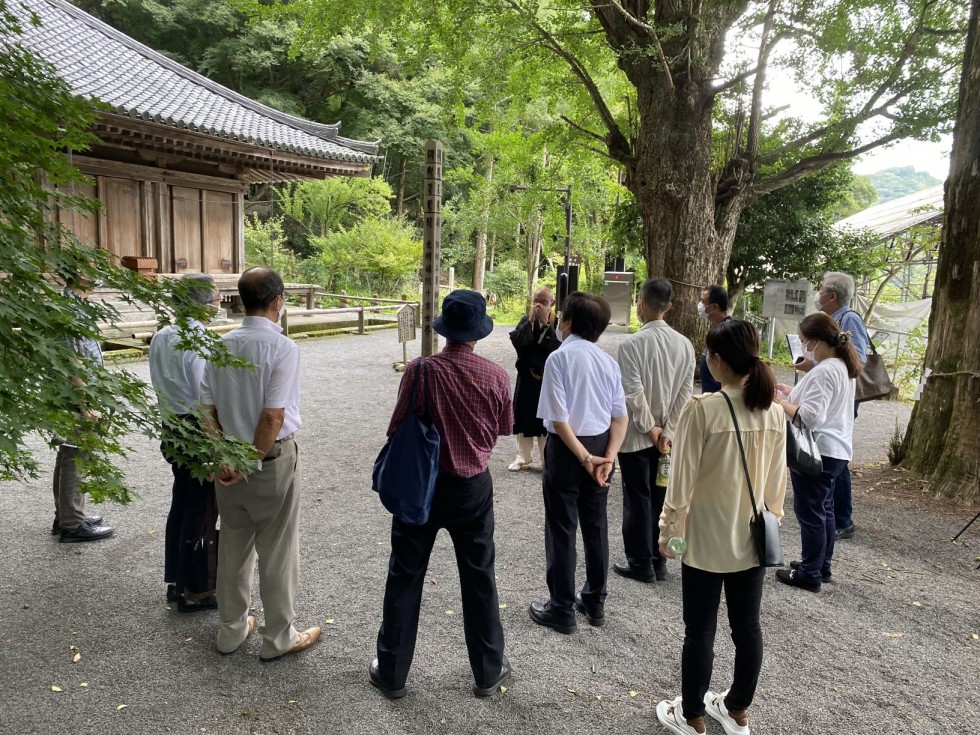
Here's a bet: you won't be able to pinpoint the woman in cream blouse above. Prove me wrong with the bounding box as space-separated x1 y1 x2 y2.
656 320 786 735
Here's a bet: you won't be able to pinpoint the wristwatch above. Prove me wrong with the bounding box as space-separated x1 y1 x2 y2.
581 453 593 466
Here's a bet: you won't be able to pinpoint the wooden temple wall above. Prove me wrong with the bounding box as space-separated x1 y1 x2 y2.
56 156 245 276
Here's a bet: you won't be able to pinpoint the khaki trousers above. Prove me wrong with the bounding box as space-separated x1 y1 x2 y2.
215 439 301 658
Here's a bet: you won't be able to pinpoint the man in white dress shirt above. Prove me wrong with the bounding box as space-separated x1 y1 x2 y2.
529 292 628 634
615 278 694 583
149 274 221 611
201 267 320 660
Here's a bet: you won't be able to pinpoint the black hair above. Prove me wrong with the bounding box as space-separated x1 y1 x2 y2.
705 319 775 411
798 313 862 379
238 267 284 312
639 278 672 313
704 284 729 312
561 291 611 343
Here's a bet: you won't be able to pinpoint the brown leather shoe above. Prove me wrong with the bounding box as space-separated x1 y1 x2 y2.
261 626 321 662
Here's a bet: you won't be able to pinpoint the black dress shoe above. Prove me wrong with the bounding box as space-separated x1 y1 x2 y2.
835 524 855 540
790 560 832 581
177 595 218 613
574 593 605 627
59 522 114 543
474 655 511 697
775 568 821 592
52 515 103 534
369 658 407 699
653 563 668 581
528 601 576 634
613 560 655 583
166 584 179 602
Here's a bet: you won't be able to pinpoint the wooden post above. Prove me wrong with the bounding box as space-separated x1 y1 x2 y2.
306 287 315 310
421 140 443 356
358 306 366 335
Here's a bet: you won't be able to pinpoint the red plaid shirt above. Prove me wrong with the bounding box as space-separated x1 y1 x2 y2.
387 343 513 478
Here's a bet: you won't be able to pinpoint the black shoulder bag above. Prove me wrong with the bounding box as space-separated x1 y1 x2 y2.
719 391 783 567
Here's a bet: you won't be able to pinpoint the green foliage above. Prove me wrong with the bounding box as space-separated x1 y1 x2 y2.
727 164 888 302
826 175 879 221
316 218 422 295
483 260 527 301
888 418 907 465
277 177 393 254
868 167 942 203
243 215 302 282
0 8 257 501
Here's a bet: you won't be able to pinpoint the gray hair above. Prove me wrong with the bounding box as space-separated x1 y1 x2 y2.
639 277 672 313
822 271 855 306
181 273 217 306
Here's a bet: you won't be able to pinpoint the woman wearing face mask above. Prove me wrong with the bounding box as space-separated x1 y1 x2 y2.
774 312 862 592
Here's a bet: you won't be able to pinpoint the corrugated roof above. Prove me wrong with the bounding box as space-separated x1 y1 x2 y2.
833 185 945 239
7 0 379 165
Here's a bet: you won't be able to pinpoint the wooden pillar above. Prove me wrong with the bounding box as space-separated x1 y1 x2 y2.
421 140 443 356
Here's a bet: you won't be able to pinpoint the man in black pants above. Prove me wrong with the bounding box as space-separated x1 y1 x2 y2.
615 278 694 583
149 274 222 611
370 290 514 698
530 292 627 634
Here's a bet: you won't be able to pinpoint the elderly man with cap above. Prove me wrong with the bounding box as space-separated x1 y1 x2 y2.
370 289 514 699
149 274 222 612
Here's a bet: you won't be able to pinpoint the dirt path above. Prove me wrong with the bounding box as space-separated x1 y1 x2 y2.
1 325 977 735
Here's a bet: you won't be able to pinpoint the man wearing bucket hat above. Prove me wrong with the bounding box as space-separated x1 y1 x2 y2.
370 290 515 699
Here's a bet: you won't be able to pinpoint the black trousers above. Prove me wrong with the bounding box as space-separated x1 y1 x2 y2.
618 445 666 571
162 418 218 596
681 564 765 720
376 470 504 689
542 431 611 612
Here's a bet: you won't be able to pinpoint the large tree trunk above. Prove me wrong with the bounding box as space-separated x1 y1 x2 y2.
395 157 407 218
900 0 980 502
615 6 751 345
472 156 493 293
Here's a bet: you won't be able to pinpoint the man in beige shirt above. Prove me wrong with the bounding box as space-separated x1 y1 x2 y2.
615 278 694 583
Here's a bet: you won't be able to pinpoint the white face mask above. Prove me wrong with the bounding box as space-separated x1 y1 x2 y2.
813 293 824 311
276 295 286 322
697 301 710 320
803 340 816 362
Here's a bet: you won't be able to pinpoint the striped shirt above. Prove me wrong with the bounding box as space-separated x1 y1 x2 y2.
388 343 513 478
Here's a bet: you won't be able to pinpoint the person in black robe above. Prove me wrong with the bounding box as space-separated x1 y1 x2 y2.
508 287 561 471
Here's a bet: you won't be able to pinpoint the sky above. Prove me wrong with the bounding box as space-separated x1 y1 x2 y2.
850 136 952 182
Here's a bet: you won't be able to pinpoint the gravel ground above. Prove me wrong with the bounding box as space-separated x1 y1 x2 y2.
1 324 978 735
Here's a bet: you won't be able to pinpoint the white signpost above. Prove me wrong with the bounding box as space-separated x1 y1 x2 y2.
761 279 812 358
394 304 417 371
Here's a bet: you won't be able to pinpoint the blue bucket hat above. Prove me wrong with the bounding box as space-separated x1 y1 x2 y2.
434 289 494 342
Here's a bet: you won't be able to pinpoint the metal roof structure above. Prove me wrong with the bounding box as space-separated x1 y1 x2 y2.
833 185 945 240
7 0 379 179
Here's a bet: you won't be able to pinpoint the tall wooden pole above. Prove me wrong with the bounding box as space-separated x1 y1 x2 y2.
421 140 443 356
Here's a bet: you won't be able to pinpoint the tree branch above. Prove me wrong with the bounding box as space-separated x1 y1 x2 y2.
753 131 906 196
593 1 675 92
502 0 633 163
559 115 609 144
745 0 780 165
707 65 760 96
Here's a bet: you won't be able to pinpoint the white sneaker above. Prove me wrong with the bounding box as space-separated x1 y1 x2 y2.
656 696 705 735
704 689 750 735
507 461 526 472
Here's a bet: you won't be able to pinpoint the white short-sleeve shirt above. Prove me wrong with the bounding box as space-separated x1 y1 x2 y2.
201 316 301 443
537 334 626 436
